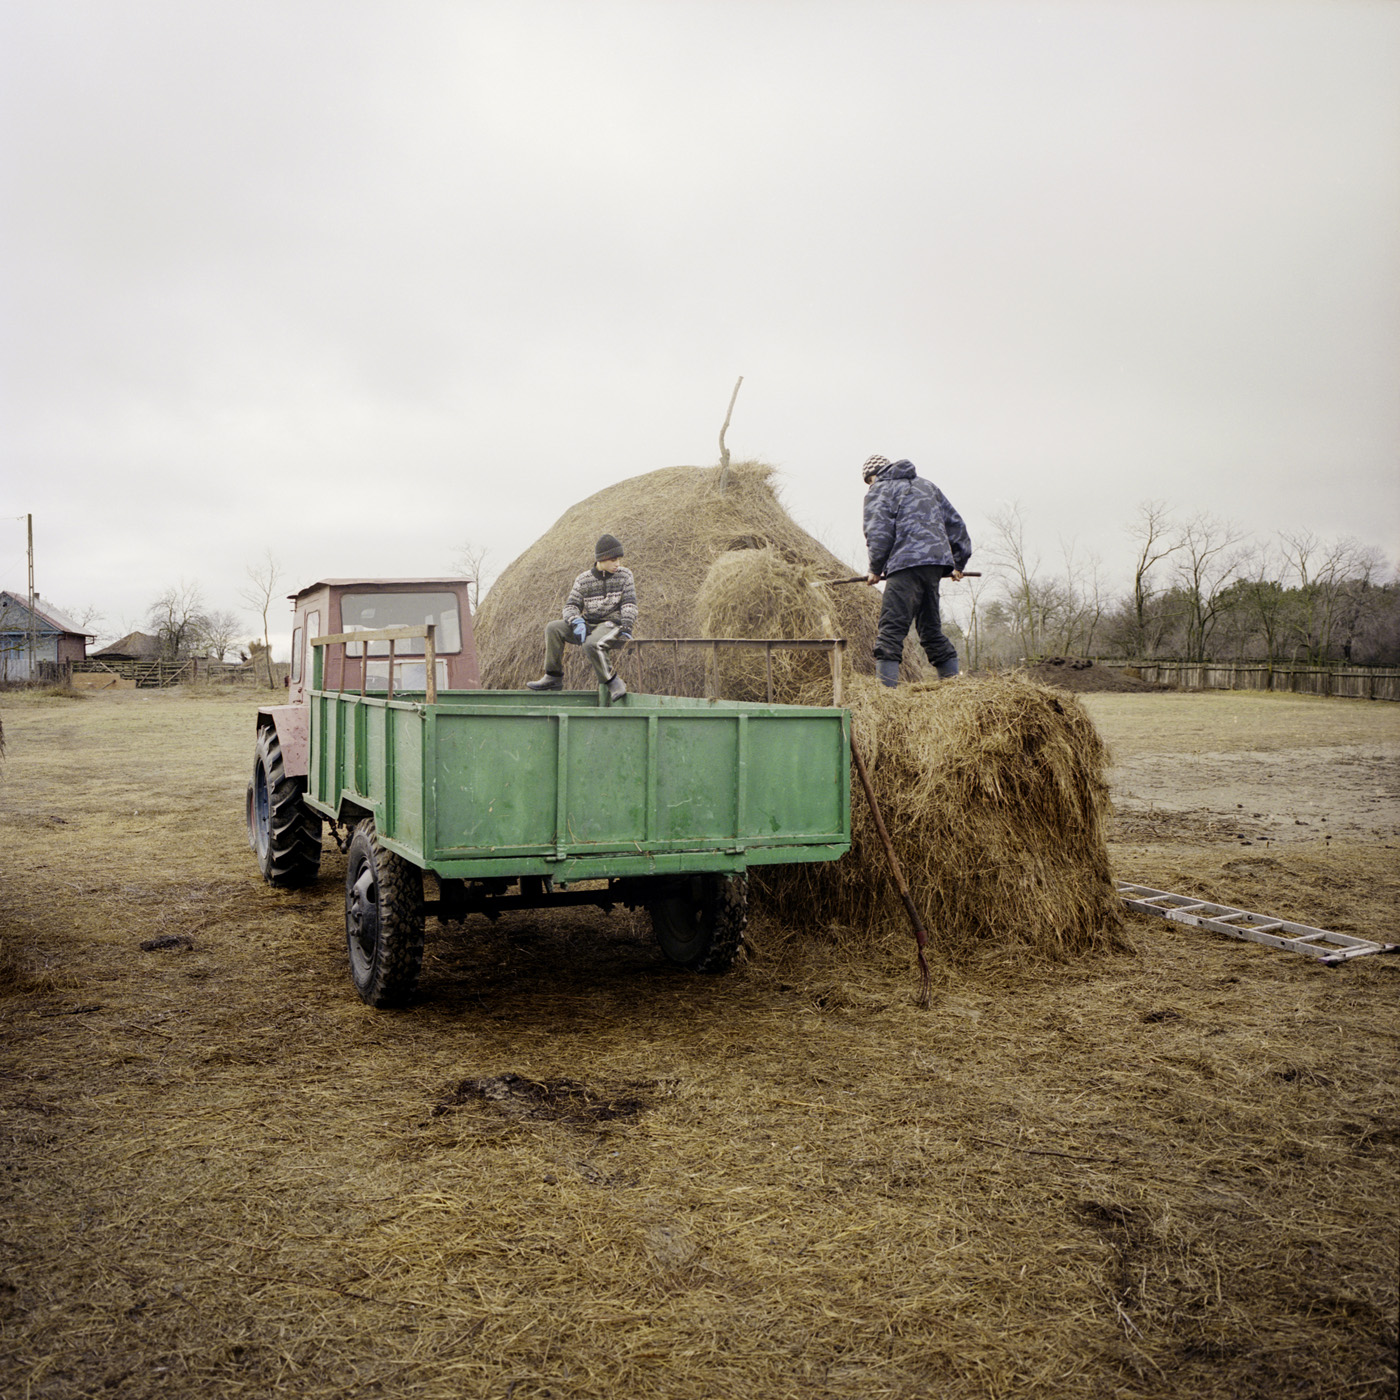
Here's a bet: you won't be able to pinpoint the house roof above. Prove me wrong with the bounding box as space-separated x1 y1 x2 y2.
92 631 163 661
0 590 93 638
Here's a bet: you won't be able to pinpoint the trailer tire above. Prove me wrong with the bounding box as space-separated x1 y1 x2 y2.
250 726 322 888
345 820 425 1007
650 874 747 974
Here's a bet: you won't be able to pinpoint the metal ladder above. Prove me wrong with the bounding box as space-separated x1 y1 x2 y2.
1117 882 1400 966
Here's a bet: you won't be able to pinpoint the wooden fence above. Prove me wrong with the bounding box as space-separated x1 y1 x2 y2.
1097 660 1400 701
68 657 265 689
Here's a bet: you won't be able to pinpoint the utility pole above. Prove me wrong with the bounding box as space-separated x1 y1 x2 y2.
27 514 37 682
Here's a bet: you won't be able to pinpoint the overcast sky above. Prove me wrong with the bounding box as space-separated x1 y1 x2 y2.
3 0 1398 653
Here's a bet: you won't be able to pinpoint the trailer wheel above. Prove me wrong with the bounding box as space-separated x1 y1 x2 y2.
250 726 322 888
650 874 747 973
345 820 425 1007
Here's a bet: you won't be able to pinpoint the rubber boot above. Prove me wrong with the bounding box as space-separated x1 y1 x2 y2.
875 659 901 688
936 657 960 679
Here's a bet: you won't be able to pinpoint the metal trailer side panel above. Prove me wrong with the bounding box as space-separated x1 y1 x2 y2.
426 704 848 866
306 691 850 877
307 692 426 864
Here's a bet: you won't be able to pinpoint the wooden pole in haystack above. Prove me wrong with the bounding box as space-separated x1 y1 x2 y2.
850 735 932 1008
716 376 743 493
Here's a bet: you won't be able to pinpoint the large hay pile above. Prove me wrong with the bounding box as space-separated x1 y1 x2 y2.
755 674 1129 964
475 462 898 693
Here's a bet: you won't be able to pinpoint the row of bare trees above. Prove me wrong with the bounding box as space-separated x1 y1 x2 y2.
953 502 1398 669
134 552 285 687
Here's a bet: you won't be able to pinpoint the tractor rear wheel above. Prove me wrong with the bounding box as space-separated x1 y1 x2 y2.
649 874 747 973
249 726 322 888
345 819 425 1007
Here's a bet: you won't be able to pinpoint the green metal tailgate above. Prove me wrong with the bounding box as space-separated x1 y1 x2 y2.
305 689 851 881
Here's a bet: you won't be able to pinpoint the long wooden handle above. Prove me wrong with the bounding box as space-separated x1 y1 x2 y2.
850 735 931 1008
818 571 981 586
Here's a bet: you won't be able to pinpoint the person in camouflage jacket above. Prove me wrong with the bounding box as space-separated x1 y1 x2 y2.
861 456 971 686
527 533 637 700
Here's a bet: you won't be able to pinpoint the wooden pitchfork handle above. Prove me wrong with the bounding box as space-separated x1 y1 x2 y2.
850 735 932 1009
818 572 981 585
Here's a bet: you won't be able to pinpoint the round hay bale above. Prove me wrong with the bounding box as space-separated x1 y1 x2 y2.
754 673 1129 964
474 462 901 694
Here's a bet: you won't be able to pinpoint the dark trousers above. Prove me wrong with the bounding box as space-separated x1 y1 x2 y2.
874 565 957 670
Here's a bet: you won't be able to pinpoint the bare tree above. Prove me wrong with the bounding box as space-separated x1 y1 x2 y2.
986 502 1052 658
56 602 106 640
147 580 209 661
451 541 493 614
1280 531 1375 663
1125 501 1183 658
1048 539 1109 655
238 551 283 689
202 608 244 661
1173 513 1249 663
1235 543 1292 672
1326 544 1390 663
944 573 992 672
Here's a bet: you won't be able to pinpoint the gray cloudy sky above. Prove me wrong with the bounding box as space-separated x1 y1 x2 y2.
3 0 1398 654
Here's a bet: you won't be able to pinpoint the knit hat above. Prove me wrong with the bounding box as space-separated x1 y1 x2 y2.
861 455 892 483
595 533 624 561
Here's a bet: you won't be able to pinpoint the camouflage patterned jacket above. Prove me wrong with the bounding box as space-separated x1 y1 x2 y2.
561 566 639 634
863 460 972 577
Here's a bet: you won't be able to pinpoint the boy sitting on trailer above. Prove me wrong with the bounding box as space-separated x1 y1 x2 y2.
526 534 637 700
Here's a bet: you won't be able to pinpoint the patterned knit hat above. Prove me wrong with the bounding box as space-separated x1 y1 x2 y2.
861 455 892 483
595 533 624 561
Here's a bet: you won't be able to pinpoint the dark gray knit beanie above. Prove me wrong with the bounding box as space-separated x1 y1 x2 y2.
861 455 892 483
595 533 624 561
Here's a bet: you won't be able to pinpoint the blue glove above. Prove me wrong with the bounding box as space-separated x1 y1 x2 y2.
571 618 587 643
617 632 631 643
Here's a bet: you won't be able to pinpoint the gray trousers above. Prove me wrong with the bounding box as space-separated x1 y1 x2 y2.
543 618 625 683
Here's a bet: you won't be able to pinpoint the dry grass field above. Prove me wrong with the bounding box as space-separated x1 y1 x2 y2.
1 684 1396 1400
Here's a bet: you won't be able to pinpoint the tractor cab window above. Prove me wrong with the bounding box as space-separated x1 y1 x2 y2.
341 592 462 656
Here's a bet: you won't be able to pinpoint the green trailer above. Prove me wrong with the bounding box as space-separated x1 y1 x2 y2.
249 603 850 1008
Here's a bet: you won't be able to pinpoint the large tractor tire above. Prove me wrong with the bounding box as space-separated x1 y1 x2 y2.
345 819 425 1008
649 874 747 974
249 725 322 888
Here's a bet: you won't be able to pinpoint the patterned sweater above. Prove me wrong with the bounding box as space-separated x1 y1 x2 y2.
561 566 639 633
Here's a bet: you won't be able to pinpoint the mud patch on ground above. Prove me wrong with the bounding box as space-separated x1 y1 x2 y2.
436 1073 653 1127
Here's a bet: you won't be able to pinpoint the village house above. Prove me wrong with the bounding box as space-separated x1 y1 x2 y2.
0 590 93 682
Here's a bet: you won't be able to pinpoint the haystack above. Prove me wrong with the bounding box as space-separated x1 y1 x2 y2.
753 674 1129 963
475 462 907 693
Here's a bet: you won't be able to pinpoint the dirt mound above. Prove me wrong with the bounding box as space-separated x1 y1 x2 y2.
756 674 1128 966
1025 657 1172 693
474 462 904 693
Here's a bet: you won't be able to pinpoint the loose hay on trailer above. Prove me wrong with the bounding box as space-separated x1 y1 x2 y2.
694 545 850 701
